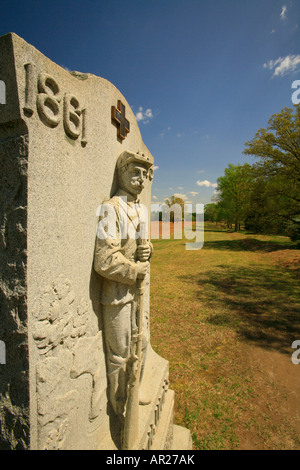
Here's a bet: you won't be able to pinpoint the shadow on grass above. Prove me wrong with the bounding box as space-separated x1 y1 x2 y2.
179 265 300 355
203 237 297 252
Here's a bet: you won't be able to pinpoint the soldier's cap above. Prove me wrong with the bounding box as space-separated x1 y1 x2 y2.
117 150 154 170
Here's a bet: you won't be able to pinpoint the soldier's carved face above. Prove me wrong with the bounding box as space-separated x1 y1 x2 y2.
119 163 148 197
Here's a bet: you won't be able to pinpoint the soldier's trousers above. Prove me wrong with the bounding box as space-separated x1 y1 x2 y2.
102 301 148 416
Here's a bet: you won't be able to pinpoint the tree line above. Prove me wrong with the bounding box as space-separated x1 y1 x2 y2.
205 104 300 242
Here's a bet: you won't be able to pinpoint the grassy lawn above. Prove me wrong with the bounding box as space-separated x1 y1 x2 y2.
150 222 300 450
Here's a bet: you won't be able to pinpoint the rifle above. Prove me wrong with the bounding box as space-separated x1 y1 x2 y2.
122 229 148 450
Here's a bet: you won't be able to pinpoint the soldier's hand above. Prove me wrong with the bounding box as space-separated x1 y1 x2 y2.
137 244 151 262
137 261 149 279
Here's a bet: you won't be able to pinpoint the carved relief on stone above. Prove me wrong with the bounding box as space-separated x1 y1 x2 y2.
93 150 154 449
36 350 79 450
32 275 106 449
32 275 89 356
71 332 107 422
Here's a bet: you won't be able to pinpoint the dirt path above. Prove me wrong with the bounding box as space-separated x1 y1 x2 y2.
221 233 300 449
238 344 300 449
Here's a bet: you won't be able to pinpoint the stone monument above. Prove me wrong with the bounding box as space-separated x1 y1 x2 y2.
0 33 192 450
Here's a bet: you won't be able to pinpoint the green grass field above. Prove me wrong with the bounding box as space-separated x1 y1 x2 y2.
150 222 300 450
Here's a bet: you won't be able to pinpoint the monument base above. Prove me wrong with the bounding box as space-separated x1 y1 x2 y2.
97 347 192 450
171 425 193 450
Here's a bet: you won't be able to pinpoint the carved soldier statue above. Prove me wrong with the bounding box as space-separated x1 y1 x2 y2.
94 150 154 421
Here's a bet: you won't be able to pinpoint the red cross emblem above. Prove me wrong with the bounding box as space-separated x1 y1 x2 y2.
111 100 130 141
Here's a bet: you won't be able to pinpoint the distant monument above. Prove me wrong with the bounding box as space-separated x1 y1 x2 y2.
0 33 192 450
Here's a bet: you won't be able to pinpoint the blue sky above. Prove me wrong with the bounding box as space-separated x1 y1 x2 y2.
1 0 300 204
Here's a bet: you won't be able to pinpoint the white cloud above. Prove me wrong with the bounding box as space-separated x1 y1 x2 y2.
160 126 171 138
264 55 300 77
153 165 159 171
135 106 153 124
196 180 218 188
173 193 188 200
152 195 158 200
190 191 199 196
280 5 287 20
177 186 184 190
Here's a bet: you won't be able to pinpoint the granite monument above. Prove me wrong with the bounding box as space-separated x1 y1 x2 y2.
0 33 191 450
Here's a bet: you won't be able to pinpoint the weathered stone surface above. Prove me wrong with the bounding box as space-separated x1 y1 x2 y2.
0 131 29 449
0 33 191 450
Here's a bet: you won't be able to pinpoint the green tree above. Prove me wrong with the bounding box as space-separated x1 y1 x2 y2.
204 203 218 223
243 104 300 240
164 195 185 222
214 163 253 231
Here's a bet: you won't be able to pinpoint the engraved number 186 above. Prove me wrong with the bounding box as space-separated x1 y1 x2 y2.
23 63 87 146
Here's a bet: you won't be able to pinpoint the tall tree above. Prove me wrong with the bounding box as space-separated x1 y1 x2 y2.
204 203 218 223
164 195 185 222
243 105 300 239
215 163 253 231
